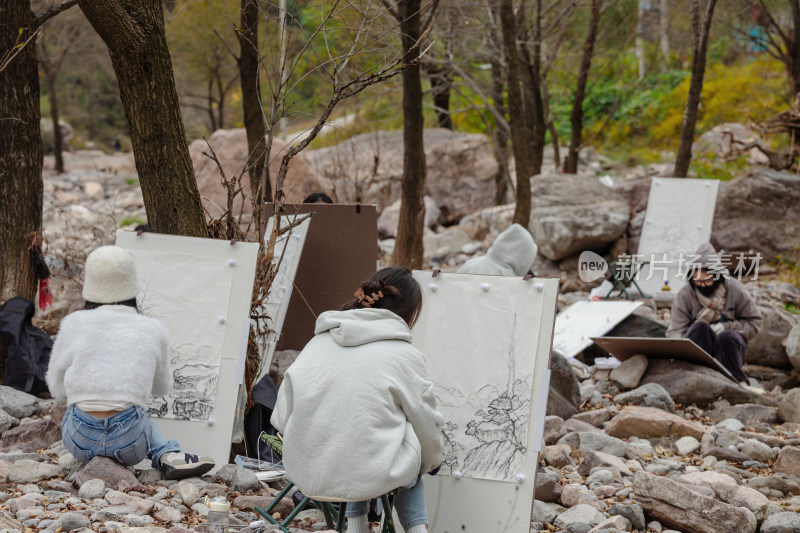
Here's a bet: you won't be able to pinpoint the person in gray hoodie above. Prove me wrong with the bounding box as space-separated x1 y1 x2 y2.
458 223 538 276
666 243 762 382
272 267 444 533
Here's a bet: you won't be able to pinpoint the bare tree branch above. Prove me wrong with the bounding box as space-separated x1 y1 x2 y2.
34 0 78 29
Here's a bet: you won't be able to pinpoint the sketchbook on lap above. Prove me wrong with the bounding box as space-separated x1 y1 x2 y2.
590 336 738 382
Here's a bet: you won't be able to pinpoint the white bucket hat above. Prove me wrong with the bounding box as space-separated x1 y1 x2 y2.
82 246 139 304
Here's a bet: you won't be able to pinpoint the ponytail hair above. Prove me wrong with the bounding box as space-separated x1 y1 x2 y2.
341 267 423 326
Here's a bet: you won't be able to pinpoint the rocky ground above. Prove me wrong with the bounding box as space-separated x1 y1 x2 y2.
20 126 800 533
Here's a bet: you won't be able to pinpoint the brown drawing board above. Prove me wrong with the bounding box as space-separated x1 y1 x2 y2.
264 203 378 351
589 336 738 382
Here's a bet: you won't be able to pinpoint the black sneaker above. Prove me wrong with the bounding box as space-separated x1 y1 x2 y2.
159 452 215 480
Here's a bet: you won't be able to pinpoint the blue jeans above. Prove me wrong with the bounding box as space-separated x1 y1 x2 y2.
61 405 181 470
345 476 427 530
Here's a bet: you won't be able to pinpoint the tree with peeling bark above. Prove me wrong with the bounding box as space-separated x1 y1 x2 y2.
76 0 208 237
673 0 718 178
1 0 79 305
498 0 533 227
564 0 602 174
517 0 546 179
390 0 439 270
0 1 44 304
237 0 271 207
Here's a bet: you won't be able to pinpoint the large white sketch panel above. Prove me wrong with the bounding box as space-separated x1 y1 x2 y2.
636 178 719 295
552 300 643 358
257 216 311 381
116 231 259 471
410 272 558 533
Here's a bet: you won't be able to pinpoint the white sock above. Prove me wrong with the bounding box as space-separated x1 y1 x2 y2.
406 525 428 533
347 514 369 533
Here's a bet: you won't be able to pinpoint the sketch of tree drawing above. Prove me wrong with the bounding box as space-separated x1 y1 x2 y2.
457 316 531 481
439 421 464 475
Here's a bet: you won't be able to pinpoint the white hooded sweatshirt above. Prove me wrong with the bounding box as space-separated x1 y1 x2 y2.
458 223 537 276
271 308 444 502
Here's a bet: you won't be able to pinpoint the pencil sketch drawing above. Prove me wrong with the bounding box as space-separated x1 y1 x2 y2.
431 317 531 482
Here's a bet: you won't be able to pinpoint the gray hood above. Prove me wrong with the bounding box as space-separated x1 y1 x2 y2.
314 308 412 347
458 224 537 276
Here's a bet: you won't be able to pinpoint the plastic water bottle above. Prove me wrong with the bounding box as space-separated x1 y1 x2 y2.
206 496 230 533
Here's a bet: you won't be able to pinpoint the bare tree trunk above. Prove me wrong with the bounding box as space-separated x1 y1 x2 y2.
427 64 452 129
542 79 560 170
517 0 546 176
564 0 602 174
0 0 43 303
237 0 270 208
215 68 224 129
45 70 65 174
392 0 427 269
207 77 217 131
636 0 647 79
77 0 208 237
490 56 509 205
673 0 718 178
792 0 800 97
499 0 532 226
660 0 670 68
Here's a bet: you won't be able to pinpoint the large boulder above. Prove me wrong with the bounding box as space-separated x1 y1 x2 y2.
745 305 796 369
711 168 800 260
677 471 769 522
189 129 317 219
604 406 706 440
546 351 581 420
633 471 757 533
306 129 499 223
639 358 771 407
787 323 800 371
613 176 652 216
614 383 675 413
709 403 779 425
529 174 630 261
694 123 767 163
0 420 61 452
782 388 800 424
377 196 440 239
458 204 515 240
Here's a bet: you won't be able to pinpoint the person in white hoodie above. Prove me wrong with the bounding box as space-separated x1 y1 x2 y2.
272 267 444 533
46 246 214 480
458 223 538 276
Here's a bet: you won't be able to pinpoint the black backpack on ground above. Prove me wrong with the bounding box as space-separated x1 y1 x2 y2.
0 297 52 395
244 373 282 464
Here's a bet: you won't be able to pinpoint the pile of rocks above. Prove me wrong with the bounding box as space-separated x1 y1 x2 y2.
533 350 800 533
0 384 342 533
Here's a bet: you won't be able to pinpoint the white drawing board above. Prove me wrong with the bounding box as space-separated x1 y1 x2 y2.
116 231 259 471
409 271 558 533
256 215 311 381
552 300 643 358
636 177 719 296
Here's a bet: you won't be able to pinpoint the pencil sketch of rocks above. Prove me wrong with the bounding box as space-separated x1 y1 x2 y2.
147 397 168 417
462 377 530 479
172 398 214 420
144 344 220 421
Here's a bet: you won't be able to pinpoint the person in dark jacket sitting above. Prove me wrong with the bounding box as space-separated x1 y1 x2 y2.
666 243 762 383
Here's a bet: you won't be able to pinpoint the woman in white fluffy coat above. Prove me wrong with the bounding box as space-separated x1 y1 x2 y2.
272 267 444 533
46 245 214 480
